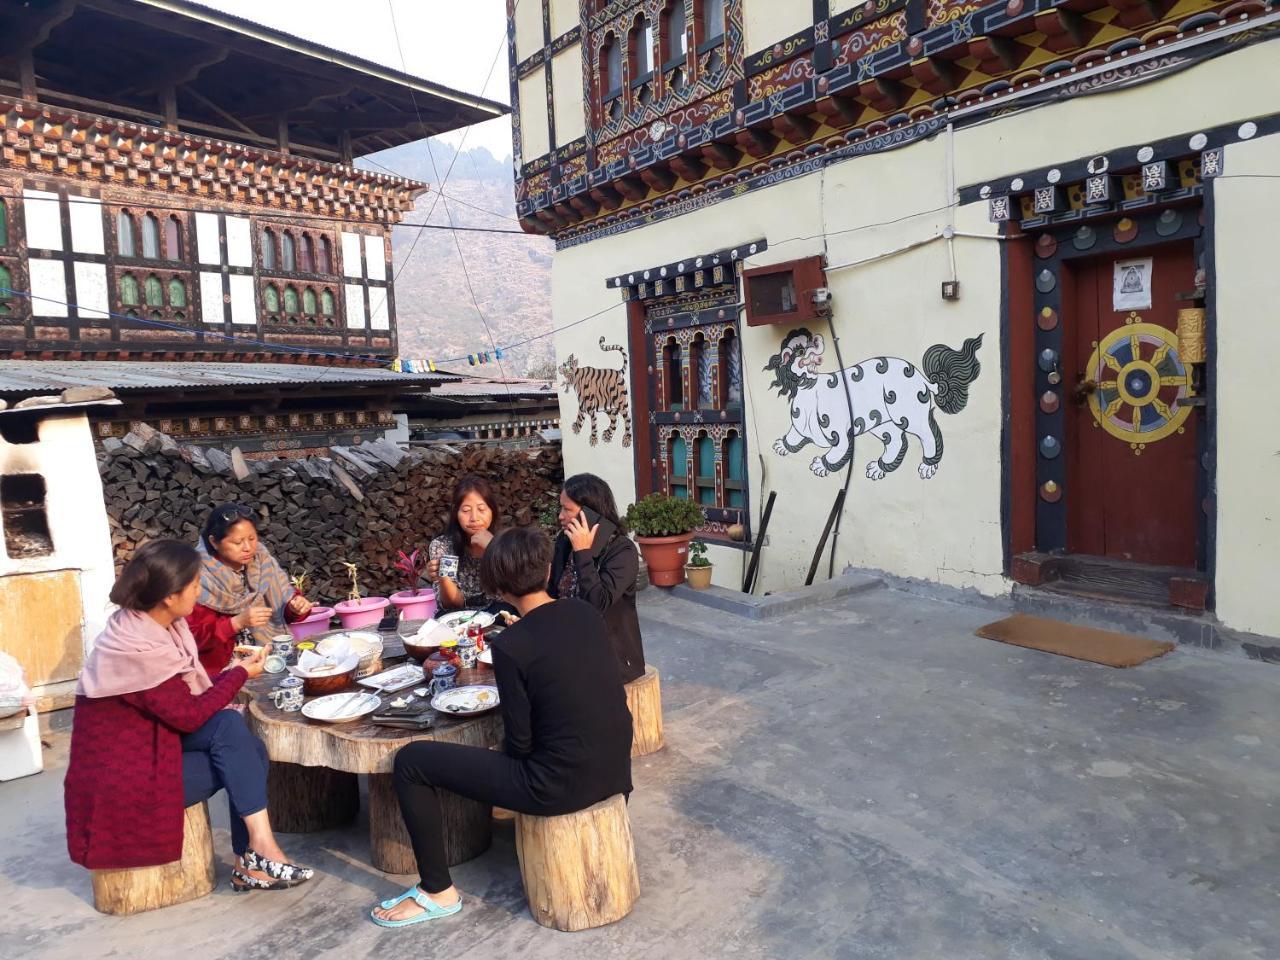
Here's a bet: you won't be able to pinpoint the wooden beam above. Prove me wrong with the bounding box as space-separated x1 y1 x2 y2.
771 111 818 145
735 127 778 159
160 85 178 131
277 115 290 154
669 154 708 182
967 36 1022 74
0 0 78 62
569 193 600 216
589 185 623 210
1033 10 1086 53
339 129 354 165
639 163 676 193
814 93 864 127
18 51 37 101
182 85 261 138
124 44 230 96
909 57 959 97
614 175 647 202
700 142 742 170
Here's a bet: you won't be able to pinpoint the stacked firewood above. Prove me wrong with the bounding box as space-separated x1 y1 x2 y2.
98 423 564 601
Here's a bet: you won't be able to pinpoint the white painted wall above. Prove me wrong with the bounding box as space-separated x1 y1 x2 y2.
546 36 1280 625
0 413 115 651
549 0 579 38
515 0 545 62
1211 131 1280 638
519 71 551 163
553 44 587 148
742 0 811 54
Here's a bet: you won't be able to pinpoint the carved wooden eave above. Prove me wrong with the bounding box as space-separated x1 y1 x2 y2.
0 97 428 224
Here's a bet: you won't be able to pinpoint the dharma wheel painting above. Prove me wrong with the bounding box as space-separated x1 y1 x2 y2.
1085 319 1192 449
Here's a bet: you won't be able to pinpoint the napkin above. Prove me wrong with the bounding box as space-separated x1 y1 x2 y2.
415 620 457 645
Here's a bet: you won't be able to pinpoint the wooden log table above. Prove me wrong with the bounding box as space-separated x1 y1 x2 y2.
243 636 502 874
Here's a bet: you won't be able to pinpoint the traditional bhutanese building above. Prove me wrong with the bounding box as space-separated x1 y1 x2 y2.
0 0 506 451
508 0 1280 650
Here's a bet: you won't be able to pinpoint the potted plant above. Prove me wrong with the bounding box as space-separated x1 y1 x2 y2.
333 560 390 629
685 539 714 589
624 493 705 587
389 548 437 621
286 568 335 641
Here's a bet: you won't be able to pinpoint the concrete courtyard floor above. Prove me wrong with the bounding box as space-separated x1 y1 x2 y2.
3 584 1278 959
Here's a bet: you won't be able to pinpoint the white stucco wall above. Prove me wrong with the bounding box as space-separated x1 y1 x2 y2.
553 44 587 147
548 38 1280 621
549 0 579 39
742 0 811 54
1211 132 1280 638
514 0 545 62
518 71 551 164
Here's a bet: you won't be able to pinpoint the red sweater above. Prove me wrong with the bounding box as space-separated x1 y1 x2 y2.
64 666 247 869
188 591 307 675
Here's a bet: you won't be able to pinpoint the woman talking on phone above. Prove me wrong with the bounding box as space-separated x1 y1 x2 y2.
548 473 646 682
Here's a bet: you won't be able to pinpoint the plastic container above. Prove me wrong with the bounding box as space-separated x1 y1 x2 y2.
287 606 335 642
390 590 437 622
333 596 390 630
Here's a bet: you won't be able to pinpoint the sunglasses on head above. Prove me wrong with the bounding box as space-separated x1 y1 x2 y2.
216 505 254 523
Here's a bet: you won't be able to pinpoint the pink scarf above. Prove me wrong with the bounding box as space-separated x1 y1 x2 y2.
78 609 213 699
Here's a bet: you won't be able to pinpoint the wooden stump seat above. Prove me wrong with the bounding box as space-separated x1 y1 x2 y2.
267 762 359 833
90 802 216 916
625 665 664 757
514 794 639 932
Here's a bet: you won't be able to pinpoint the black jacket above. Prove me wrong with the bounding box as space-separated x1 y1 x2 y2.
493 598 633 811
548 525 646 683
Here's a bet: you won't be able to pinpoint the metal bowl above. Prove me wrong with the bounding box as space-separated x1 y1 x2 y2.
401 637 440 664
301 667 357 696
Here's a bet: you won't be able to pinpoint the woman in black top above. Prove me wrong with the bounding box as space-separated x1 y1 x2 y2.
370 527 633 929
548 473 647 683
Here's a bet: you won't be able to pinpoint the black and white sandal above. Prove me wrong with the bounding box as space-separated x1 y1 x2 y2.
242 849 314 883
229 869 300 892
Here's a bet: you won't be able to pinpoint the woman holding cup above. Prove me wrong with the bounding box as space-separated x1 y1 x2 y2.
425 476 504 611
188 503 315 674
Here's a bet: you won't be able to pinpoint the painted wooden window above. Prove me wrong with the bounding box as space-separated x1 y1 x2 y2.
662 337 684 410
141 214 161 259
663 2 687 62
281 233 296 272
264 284 280 313
302 287 317 315
165 216 183 260
718 327 742 406
602 34 623 97
318 236 333 274
118 210 136 257
144 275 164 307
168 278 187 308
118 273 140 306
283 285 300 314
262 228 277 270
669 433 688 499
743 255 827 327
692 333 714 408
0 202 7 246
724 430 745 508
701 0 725 43
320 288 335 315
300 234 315 273
694 434 716 505
0 264 11 314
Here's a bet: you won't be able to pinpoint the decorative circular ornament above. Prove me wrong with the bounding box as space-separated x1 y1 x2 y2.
1038 348 1059 372
660 267 668 277
1006 0 1024 15
1039 435 1062 459
979 185 992 199
1155 209 1183 236
1036 269 1057 293
1073 226 1097 250
1011 177 1025 191
817 76 829 93
1137 146 1155 163
1039 391 1060 414
1189 132 1208 150
1047 168 1062 184
1038 306 1059 331
1087 156 1110 174
1035 234 1058 259
649 120 668 141
1085 322 1192 445
908 37 923 54
1113 218 1138 243
1040 480 1062 503
1239 121 1258 140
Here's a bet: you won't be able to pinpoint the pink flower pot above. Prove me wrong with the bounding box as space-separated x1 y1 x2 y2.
287 606 334 642
333 596 390 630
390 590 437 621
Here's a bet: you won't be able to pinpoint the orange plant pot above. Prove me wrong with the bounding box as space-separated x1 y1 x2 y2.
635 533 694 587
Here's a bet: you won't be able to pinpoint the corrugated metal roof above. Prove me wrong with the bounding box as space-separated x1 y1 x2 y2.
0 361 457 395
432 379 558 399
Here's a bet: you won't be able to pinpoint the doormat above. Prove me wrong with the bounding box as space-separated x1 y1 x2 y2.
976 614 1175 668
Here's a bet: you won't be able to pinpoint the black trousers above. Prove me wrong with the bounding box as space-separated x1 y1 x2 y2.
393 741 558 893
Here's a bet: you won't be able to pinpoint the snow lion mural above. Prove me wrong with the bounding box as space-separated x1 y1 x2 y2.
763 328 984 480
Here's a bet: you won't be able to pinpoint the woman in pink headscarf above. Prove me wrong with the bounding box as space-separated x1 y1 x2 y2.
64 540 313 891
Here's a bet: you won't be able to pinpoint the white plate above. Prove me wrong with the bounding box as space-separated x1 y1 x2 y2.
477 647 493 666
436 610 496 632
431 684 500 716
288 652 359 679
357 663 425 694
302 692 381 723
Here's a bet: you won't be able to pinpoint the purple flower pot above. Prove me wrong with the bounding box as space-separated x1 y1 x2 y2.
333 596 390 630
287 606 334 642
390 590 437 621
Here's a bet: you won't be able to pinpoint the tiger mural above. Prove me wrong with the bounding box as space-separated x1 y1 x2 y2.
559 337 633 447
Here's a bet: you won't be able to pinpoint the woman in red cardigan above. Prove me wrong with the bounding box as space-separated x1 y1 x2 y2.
189 503 316 675
64 539 313 891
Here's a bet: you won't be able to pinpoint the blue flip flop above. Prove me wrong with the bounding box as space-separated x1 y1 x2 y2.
370 887 463 928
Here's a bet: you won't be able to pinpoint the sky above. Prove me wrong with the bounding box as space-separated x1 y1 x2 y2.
197 0 514 160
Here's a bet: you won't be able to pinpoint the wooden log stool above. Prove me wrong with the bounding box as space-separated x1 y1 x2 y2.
514 794 639 932
90 802 216 916
625 665 664 757
266 762 359 832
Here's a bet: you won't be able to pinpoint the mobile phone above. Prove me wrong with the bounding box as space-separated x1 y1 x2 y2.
438 555 459 580
579 505 603 529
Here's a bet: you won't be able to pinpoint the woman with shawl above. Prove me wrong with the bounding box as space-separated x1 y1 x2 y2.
64 540 313 891
188 503 315 673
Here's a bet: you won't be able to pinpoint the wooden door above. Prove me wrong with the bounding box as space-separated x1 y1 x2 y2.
0 569 85 686
1065 242 1199 567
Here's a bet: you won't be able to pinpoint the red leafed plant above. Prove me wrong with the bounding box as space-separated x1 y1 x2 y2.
394 549 429 596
